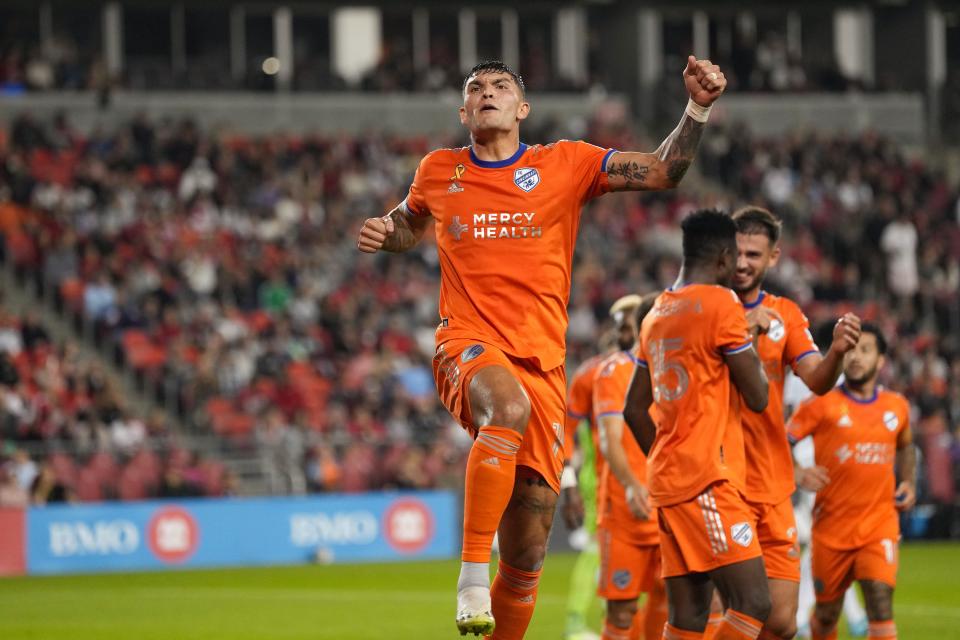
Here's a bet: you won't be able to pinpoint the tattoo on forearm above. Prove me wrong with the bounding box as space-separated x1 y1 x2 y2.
606 160 649 188
657 113 704 186
382 210 419 253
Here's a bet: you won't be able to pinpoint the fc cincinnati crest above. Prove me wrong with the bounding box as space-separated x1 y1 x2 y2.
514 167 540 192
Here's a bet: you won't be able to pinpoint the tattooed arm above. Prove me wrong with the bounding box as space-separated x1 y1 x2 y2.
357 204 432 253
605 55 726 192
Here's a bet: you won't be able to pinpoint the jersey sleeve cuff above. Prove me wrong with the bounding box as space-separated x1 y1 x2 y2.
566 410 588 420
399 198 424 217
632 356 649 368
793 349 819 365
600 149 618 173
723 342 753 355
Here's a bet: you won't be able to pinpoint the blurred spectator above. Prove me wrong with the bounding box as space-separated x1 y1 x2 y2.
30 459 73 505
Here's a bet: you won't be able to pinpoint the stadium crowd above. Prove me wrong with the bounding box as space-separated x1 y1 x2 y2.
0 109 957 531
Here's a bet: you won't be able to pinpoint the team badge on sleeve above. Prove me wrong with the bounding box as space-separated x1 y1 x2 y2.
514 167 540 192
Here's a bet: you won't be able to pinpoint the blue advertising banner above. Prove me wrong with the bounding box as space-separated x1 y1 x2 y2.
25 491 457 575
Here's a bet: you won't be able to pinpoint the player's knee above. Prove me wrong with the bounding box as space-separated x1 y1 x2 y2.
733 586 771 622
812 603 841 630
861 581 894 621
507 542 547 572
763 609 797 639
487 396 530 431
607 599 638 628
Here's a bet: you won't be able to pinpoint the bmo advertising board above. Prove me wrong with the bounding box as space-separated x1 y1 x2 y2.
23 491 456 575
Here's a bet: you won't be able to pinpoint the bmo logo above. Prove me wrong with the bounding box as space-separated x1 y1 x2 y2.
383 499 434 554
147 507 199 563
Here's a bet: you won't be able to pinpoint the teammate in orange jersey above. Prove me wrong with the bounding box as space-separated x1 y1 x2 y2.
594 293 666 640
563 327 618 640
357 57 727 638
720 206 862 640
787 325 916 640
623 209 771 640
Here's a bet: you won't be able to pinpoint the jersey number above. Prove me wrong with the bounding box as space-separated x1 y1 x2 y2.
649 338 689 402
880 538 895 564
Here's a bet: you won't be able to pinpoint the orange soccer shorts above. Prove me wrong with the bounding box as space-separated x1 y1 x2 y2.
811 537 899 603
433 338 566 493
657 481 763 578
748 496 801 582
597 526 662 600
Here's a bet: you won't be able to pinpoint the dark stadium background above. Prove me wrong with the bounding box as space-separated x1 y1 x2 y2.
0 1 957 638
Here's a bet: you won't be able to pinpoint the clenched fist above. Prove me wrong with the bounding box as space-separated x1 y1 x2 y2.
357 214 395 253
684 56 727 107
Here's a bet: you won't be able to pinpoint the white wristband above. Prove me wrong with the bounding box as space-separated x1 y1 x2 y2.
685 98 712 123
560 465 578 490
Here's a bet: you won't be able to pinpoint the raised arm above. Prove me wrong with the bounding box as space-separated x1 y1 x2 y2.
357 204 432 254
623 364 657 456
606 56 726 192
795 313 861 395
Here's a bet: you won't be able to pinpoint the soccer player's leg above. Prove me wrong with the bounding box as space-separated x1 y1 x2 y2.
489 466 556 640
700 483 771 638
752 498 801 639
596 529 646 639
658 481 769 638
809 542 855 640
854 539 899 639
434 340 529 636
488 360 567 640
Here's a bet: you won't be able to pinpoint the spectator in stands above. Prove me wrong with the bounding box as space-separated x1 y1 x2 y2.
30 459 73 505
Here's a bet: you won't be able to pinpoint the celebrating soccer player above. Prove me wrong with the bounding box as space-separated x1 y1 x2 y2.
357 55 726 638
787 325 916 640
593 293 666 640
624 209 771 640
721 206 861 640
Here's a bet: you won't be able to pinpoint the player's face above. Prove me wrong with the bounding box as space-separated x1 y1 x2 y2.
459 72 529 135
843 332 884 385
733 232 780 295
613 309 638 351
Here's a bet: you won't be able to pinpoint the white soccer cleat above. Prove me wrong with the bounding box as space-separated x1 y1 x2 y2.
456 585 495 636
565 631 601 640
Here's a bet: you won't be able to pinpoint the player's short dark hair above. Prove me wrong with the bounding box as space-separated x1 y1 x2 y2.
732 206 782 245
463 61 526 96
681 209 737 265
860 322 888 355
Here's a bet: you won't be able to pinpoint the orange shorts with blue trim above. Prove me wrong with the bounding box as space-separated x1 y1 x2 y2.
432 338 566 493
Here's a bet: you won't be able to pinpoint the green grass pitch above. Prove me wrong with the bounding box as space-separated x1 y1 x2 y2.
1 543 957 639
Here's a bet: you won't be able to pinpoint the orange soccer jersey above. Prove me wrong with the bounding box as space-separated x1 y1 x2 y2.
402 141 615 372
592 350 659 547
787 385 911 550
741 291 820 504
637 285 753 507
565 352 607 464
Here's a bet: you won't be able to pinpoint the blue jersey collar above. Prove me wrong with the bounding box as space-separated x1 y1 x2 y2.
742 291 766 309
469 143 528 168
840 383 878 404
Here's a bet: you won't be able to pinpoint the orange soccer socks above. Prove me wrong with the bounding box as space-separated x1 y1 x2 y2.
712 609 763 639
461 425 522 563
489 560 541 640
662 623 704 639
867 620 897 639
702 612 724 639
